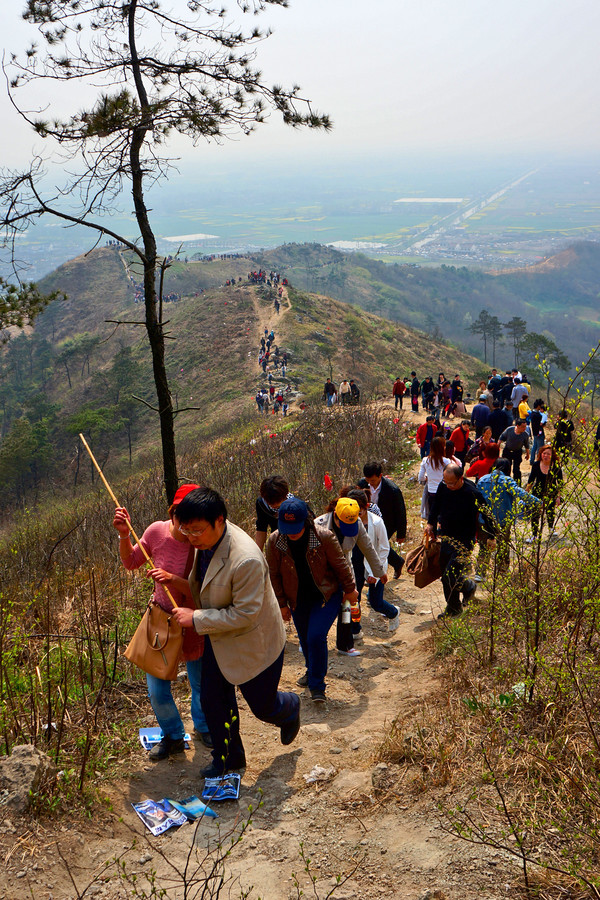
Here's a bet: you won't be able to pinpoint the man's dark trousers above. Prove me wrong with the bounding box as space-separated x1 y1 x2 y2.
439 543 475 616
502 448 523 484
201 637 299 771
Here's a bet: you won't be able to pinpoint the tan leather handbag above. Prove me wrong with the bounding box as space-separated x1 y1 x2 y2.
77 434 186 680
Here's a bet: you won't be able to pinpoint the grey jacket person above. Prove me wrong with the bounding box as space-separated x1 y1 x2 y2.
314 512 387 579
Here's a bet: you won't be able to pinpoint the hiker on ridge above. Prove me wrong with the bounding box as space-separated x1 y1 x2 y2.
323 377 337 407
393 376 406 410
410 372 420 413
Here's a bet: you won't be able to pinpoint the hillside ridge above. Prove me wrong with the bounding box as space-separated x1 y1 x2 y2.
256 239 600 368
0 246 487 501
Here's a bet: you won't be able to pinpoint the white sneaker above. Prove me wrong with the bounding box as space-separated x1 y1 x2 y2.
353 632 364 645
337 648 362 657
388 607 400 633
473 575 483 583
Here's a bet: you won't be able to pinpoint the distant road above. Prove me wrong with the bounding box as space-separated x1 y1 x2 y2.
394 169 539 253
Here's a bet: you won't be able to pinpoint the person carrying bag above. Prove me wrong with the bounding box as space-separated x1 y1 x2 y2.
405 533 442 589
79 434 211 759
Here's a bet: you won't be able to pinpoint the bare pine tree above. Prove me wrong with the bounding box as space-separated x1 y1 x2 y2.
1 0 331 500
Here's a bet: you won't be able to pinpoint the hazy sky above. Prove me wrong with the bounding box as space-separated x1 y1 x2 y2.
0 0 598 171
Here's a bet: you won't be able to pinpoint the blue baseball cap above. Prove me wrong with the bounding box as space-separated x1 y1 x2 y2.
278 498 309 535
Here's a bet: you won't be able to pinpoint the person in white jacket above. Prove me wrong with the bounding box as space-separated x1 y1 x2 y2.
347 489 401 634
315 497 388 655
418 435 451 520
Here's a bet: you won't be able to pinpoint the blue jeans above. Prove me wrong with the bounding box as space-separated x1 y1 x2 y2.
350 552 396 628
146 657 207 739
530 433 544 464
292 589 342 692
367 580 397 619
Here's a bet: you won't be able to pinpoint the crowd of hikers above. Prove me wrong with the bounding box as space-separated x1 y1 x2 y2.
392 368 543 420
113 463 408 775
128 275 183 305
197 253 246 262
112 265 590 790
248 269 288 287
255 324 294 415
405 367 579 613
111 349 593 797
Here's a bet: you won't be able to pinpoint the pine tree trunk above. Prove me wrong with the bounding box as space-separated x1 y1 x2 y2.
129 0 178 504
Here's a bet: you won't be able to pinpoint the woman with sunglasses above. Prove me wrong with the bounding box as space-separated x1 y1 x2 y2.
113 484 212 760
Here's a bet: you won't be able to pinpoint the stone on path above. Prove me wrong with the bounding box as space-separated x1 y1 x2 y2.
0 744 56 813
330 769 372 797
300 723 331 736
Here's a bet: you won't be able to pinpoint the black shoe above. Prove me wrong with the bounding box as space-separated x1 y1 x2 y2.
296 671 309 687
462 581 477 605
394 563 404 579
193 729 214 748
200 757 246 779
148 736 185 761
280 711 301 746
310 690 327 704
437 607 462 620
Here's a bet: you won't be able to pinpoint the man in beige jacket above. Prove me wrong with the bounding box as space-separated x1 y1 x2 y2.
172 487 300 778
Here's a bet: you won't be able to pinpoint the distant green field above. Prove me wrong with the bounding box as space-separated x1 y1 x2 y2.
462 169 600 236
151 208 445 246
7 160 600 283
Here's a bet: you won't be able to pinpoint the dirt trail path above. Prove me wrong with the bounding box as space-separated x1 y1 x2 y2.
250 286 291 345
243 284 291 389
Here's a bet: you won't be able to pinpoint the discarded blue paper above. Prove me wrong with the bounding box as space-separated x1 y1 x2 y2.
167 795 218 820
201 773 241 801
139 727 191 751
132 798 188 836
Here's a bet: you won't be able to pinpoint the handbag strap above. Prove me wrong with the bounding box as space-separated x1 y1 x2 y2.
146 604 175 652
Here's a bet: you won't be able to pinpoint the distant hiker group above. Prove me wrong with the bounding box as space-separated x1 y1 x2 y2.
395 368 546 422
256 325 293 415
393 371 470 417
248 269 288 287
322 377 360 406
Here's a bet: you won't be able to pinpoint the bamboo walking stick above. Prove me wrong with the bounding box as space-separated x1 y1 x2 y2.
78 433 179 608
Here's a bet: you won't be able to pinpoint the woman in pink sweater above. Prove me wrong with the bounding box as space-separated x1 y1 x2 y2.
113 484 211 761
